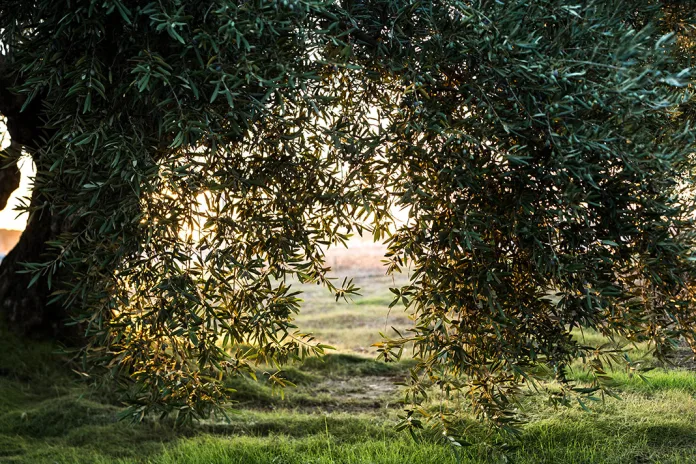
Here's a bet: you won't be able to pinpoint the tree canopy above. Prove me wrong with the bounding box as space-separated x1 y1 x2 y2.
1 0 695 436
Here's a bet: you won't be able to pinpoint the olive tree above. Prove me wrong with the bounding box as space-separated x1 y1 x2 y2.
0 0 695 434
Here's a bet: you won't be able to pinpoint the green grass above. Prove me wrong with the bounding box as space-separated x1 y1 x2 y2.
3 279 696 463
145 435 458 464
516 390 696 464
5 387 696 463
566 367 696 395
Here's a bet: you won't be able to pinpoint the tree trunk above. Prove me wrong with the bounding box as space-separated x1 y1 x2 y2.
0 56 73 340
0 188 63 337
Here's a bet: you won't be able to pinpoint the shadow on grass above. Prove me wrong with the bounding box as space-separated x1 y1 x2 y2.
0 395 402 462
299 353 413 376
642 423 696 448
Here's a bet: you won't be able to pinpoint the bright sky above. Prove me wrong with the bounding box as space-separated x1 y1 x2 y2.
0 156 34 230
0 119 33 231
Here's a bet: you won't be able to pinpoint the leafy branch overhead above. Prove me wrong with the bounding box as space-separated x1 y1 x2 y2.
0 0 695 436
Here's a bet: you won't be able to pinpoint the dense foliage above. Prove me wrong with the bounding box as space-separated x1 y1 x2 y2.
1 0 695 437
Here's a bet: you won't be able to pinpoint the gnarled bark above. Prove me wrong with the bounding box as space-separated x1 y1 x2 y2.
0 190 59 336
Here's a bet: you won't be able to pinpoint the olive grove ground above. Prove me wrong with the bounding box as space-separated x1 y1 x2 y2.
2 271 696 463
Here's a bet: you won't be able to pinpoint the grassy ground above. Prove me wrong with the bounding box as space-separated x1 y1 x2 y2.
2 274 696 463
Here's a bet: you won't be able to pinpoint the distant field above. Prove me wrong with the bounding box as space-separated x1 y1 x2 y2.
2 260 696 463
293 273 411 354
322 237 391 276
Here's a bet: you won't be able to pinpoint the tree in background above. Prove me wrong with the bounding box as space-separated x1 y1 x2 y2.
0 0 695 435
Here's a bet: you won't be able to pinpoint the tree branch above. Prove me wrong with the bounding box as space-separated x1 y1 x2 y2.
0 53 45 147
